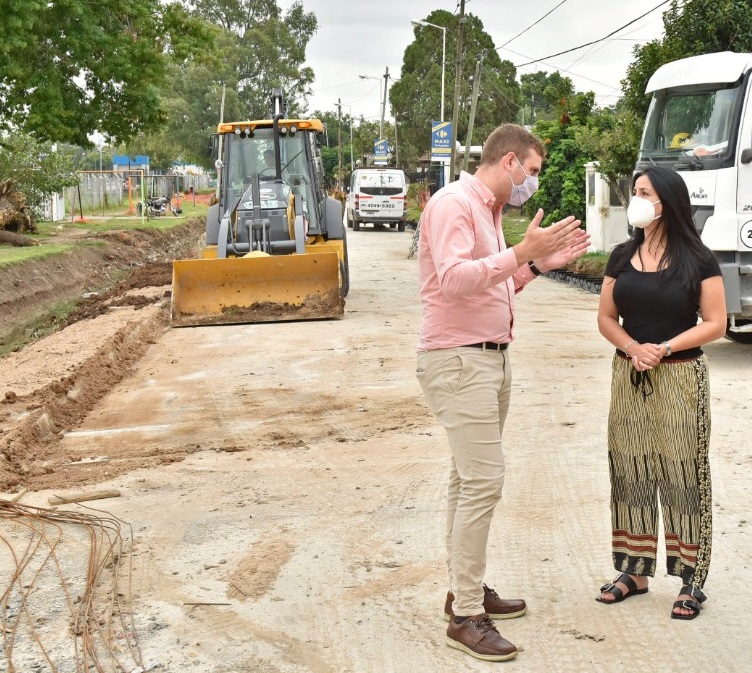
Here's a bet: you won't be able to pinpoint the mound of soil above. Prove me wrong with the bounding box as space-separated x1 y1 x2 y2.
0 219 205 491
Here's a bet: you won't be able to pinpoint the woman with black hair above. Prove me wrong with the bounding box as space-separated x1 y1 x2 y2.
595 165 726 620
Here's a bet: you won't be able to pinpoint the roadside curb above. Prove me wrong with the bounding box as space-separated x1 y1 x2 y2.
544 268 603 294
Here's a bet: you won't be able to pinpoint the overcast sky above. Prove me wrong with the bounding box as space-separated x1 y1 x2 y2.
279 0 667 123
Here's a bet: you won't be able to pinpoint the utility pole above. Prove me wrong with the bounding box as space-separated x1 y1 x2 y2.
380 66 389 140
449 0 465 182
463 61 482 173
394 114 399 166
336 98 343 191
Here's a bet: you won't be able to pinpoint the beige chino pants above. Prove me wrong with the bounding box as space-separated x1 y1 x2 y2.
416 347 512 616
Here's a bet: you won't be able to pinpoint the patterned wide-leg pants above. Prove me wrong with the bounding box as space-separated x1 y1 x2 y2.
607 354 712 590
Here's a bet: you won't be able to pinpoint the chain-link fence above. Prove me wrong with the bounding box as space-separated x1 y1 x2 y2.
63 171 211 220
66 172 129 218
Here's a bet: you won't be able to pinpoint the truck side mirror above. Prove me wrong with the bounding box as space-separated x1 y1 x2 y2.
741 148 752 164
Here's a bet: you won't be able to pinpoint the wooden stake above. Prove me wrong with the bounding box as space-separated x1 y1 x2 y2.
49 489 121 505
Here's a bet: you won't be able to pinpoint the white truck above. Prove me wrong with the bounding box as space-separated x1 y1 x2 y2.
346 168 408 232
637 51 752 342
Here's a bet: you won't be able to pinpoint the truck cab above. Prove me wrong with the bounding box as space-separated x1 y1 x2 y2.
637 51 752 341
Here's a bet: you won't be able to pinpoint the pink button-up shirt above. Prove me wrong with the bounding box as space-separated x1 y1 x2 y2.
418 171 536 351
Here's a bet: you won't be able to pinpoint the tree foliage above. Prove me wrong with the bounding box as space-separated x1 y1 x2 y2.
390 10 519 168
576 105 642 206
531 111 598 226
0 135 78 219
190 0 317 120
127 0 319 169
520 71 575 122
0 0 211 146
124 27 238 171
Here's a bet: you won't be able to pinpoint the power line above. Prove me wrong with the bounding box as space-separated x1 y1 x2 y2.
348 83 380 104
502 45 621 91
311 79 363 93
513 0 672 68
498 0 570 50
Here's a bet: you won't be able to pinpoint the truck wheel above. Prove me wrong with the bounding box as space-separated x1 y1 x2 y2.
398 221 406 232
726 320 752 344
353 218 360 232
346 211 353 228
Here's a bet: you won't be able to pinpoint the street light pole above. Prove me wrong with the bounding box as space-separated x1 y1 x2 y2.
411 19 446 122
380 66 390 145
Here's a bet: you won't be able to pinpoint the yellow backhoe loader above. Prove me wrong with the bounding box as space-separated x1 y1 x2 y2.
171 91 349 327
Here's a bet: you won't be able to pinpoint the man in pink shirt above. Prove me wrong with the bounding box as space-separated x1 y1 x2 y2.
416 124 590 662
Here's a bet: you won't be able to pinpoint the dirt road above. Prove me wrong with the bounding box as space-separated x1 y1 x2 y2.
2 225 752 672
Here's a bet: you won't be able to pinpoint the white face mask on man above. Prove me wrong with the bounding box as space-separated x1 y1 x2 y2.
627 196 661 228
507 156 538 206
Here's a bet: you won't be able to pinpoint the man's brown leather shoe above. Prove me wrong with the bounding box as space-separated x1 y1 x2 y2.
445 614 518 661
444 584 527 621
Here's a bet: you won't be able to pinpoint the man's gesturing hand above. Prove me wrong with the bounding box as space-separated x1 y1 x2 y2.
512 209 589 269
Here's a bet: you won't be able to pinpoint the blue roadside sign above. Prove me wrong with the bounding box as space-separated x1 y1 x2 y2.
374 138 388 165
431 121 452 161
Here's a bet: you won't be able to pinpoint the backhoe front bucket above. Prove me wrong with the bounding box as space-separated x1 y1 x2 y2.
170 251 343 327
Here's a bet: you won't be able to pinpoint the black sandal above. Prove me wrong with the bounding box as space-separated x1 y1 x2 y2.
671 585 707 620
595 573 649 604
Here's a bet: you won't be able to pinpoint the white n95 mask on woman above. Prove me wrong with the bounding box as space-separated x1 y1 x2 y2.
627 196 660 228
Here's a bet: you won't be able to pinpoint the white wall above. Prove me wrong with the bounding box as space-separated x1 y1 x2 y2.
585 162 629 253
40 192 66 222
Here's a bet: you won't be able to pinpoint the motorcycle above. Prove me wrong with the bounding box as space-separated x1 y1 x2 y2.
137 196 182 219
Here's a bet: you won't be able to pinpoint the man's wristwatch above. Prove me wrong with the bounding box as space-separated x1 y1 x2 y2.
528 260 542 276
661 340 672 357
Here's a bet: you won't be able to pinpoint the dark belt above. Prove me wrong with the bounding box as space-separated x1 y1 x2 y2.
463 342 509 351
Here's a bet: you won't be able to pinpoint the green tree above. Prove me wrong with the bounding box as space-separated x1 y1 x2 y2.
390 10 519 168
576 104 642 206
351 118 383 166
520 72 576 122
191 0 317 119
0 0 210 146
0 135 78 219
125 23 248 170
127 0 318 169
531 117 596 226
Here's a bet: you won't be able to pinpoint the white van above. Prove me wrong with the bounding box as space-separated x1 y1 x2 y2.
346 168 408 231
